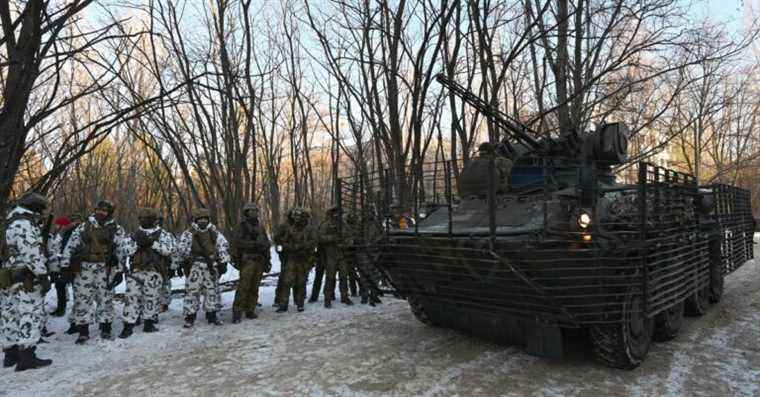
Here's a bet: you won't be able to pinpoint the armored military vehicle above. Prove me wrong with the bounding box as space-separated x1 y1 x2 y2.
338 74 755 369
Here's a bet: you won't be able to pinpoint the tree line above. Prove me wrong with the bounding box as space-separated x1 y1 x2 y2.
2 0 759 232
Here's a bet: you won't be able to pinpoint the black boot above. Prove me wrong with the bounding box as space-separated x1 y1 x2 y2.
361 296 368 304
52 302 66 317
297 306 305 312
100 322 112 339
276 305 288 313
135 316 142 326
370 296 382 306
206 312 223 326
2 345 18 368
75 324 90 345
232 311 242 324
119 323 134 339
245 310 258 319
341 298 354 306
183 314 196 329
65 322 78 335
324 300 332 308
15 347 52 371
143 319 158 333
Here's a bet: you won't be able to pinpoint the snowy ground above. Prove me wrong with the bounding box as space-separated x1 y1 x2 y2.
3 243 760 396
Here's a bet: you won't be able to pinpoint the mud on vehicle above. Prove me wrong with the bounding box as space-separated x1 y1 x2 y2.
336 75 755 370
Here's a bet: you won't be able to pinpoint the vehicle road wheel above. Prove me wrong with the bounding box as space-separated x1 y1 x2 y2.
653 301 684 342
407 295 433 325
684 285 709 316
708 239 724 303
589 290 654 369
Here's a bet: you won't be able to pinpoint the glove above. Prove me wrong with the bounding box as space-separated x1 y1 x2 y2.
12 268 33 284
217 263 228 276
108 272 124 290
38 276 52 295
61 268 75 283
49 271 61 283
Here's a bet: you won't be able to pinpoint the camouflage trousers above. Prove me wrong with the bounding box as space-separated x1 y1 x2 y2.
183 262 220 316
123 271 163 323
233 257 265 313
276 259 311 308
160 276 172 309
0 286 44 349
323 256 350 302
72 262 115 325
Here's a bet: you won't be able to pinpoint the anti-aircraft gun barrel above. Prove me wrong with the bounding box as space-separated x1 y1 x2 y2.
435 73 542 152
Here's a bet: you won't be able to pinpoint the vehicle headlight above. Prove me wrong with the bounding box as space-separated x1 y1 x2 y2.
578 212 591 229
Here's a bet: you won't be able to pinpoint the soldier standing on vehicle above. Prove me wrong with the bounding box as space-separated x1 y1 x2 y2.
175 208 231 328
230 203 270 323
1 193 53 371
274 207 317 313
61 200 127 344
318 207 353 308
118 208 176 338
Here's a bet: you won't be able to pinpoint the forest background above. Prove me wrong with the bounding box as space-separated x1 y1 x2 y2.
2 0 759 233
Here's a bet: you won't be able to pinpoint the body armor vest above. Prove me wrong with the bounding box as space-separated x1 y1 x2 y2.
191 229 217 259
131 230 162 272
83 223 116 263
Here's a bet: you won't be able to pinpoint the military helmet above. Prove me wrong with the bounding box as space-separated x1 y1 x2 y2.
192 208 210 221
18 192 49 214
478 142 495 154
242 202 259 218
287 207 310 222
137 207 159 220
96 200 115 214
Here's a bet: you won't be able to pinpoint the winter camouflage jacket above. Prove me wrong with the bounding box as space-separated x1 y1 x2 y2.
61 216 128 268
4 206 48 276
175 223 231 266
121 226 176 273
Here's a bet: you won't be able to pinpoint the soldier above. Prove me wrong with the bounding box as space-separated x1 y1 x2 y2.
1 193 53 371
457 142 512 197
317 207 353 308
48 214 82 318
175 208 231 328
61 200 128 344
118 208 176 338
230 203 270 323
355 211 383 306
344 212 361 297
273 207 317 313
307 257 324 303
157 215 172 313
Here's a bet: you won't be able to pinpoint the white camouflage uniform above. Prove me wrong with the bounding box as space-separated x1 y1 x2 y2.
175 223 230 316
1 206 48 349
61 216 127 326
120 226 176 323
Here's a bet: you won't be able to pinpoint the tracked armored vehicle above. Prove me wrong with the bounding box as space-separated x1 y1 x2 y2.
340 74 755 369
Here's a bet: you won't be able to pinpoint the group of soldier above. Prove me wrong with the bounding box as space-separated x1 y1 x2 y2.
1 193 383 372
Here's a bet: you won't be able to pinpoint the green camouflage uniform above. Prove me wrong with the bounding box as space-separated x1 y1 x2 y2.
231 204 270 318
273 208 316 311
317 209 351 305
